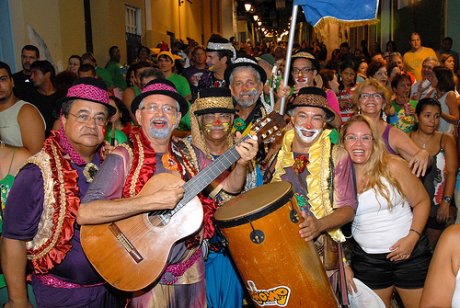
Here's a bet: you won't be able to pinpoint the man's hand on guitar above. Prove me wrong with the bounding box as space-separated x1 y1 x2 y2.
235 132 258 166
147 185 184 210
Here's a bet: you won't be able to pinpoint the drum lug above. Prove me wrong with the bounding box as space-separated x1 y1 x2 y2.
249 222 265 244
289 209 300 223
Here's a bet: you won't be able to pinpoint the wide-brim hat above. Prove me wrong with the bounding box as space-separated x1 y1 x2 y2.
292 51 320 72
190 88 234 155
287 87 336 124
192 88 236 115
131 79 188 115
58 77 116 116
224 56 268 85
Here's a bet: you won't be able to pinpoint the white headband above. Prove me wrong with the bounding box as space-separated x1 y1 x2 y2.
206 42 236 61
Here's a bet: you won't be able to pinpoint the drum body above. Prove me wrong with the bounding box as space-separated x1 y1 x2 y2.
214 181 337 307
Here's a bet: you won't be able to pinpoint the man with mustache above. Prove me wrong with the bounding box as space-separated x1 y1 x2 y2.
225 56 269 163
176 87 246 307
1 78 125 307
78 79 258 307
270 87 357 297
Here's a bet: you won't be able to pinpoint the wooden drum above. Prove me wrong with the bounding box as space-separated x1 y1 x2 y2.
214 181 337 307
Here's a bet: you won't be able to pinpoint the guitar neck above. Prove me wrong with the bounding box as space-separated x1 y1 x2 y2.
181 144 241 205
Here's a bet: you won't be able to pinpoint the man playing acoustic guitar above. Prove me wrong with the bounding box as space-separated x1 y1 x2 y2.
77 79 258 307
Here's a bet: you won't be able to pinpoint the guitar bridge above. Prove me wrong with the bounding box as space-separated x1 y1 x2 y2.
108 223 144 263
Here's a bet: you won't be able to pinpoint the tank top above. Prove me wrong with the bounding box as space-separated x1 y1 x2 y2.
382 124 397 155
438 91 454 134
421 134 447 216
0 149 16 233
353 178 413 254
0 100 45 146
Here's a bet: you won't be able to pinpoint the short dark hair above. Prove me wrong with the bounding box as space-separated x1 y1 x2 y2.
109 46 119 56
22 45 40 58
68 54 81 64
78 63 97 76
61 100 74 117
415 97 441 116
0 61 13 78
391 73 411 89
30 60 56 82
206 34 233 65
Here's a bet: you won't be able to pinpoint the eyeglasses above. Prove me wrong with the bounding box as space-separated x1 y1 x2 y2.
141 104 177 114
292 67 315 74
69 112 108 126
344 134 374 144
358 93 384 100
202 113 232 123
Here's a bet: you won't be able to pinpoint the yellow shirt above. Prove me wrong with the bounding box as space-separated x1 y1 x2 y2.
403 47 437 81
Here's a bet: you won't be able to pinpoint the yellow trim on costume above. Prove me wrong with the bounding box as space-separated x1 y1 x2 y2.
271 128 345 242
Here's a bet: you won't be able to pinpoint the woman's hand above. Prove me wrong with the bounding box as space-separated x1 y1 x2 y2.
408 149 430 177
387 233 419 262
345 265 357 294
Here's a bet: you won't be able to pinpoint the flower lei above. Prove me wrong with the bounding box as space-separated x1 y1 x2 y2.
271 128 345 242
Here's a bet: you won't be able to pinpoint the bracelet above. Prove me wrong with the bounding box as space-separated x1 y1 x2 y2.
410 228 421 237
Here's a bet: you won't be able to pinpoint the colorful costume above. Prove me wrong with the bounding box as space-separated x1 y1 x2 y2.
3 131 125 307
83 128 211 307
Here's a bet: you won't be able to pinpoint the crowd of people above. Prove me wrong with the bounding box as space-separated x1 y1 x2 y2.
0 30 459 307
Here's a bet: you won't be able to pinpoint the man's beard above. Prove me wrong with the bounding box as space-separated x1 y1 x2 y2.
149 116 175 139
235 89 259 108
295 125 322 144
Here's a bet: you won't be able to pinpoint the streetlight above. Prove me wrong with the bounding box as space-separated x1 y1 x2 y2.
244 1 252 12
253 14 259 22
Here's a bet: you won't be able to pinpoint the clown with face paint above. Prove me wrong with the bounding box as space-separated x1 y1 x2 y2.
270 87 358 295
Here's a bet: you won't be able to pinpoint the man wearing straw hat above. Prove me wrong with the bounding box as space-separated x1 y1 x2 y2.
270 87 357 298
78 79 257 307
1 78 125 307
176 87 246 307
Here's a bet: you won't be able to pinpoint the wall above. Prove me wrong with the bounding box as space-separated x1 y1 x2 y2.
447 0 460 53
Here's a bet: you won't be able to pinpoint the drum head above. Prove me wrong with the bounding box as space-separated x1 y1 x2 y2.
214 181 293 228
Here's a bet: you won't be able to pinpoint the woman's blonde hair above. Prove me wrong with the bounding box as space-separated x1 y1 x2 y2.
341 114 406 209
352 78 391 116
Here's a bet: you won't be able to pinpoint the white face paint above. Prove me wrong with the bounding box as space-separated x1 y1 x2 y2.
295 125 322 144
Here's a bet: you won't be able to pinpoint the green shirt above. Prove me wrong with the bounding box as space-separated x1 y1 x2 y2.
167 73 192 131
105 61 127 90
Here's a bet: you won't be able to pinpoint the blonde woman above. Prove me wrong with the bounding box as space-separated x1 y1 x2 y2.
342 114 431 308
354 78 430 177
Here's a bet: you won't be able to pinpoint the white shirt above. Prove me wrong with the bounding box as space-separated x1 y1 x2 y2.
353 178 413 254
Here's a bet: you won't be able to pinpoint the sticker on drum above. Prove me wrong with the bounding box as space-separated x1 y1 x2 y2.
247 280 291 307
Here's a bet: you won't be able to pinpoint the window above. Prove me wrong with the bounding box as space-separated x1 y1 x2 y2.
125 5 141 35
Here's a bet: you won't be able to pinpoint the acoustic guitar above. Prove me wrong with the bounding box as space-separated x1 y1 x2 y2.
80 111 285 291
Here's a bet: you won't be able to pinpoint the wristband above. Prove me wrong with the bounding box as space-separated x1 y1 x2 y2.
410 228 421 237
